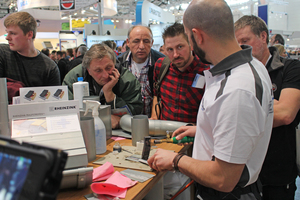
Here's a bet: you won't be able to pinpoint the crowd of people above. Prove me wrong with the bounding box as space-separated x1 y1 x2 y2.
1 1 300 200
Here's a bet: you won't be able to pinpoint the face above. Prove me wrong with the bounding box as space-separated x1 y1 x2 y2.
270 35 276 46
87 56 115 86
164 34 192 71
121 44 127 53
5 25 32 53
127 27 153 63
159 45 165 54
50 53 57 61
235 25 266 62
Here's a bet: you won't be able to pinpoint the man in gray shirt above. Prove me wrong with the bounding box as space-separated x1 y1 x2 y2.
0 12 60 87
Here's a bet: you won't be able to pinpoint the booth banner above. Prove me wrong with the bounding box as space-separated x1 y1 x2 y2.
60 0 99 11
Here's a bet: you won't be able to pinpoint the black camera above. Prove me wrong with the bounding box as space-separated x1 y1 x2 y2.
0 136 68 200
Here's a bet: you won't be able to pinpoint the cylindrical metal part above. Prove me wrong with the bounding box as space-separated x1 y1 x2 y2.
0 78 11 138
119 114 189 136
131 115 149 146
80 117 96 162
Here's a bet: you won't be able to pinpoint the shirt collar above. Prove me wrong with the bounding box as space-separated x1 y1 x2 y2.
266 46 284 71
209 45 253 77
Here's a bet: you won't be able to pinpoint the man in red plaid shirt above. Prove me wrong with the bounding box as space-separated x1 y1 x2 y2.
150 22 209 123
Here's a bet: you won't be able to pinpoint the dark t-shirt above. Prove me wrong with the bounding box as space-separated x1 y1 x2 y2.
0 44 60 86
260 47 300 185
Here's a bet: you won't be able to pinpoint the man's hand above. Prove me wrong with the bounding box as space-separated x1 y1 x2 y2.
147 148 177 171
111 115 121 129
103 68 120 102
172 126 196 146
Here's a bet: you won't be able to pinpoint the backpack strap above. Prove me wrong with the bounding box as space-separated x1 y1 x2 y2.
153 56 171 119
154 56 171 97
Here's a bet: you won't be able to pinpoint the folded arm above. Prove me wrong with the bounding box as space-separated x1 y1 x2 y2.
273 88 300 127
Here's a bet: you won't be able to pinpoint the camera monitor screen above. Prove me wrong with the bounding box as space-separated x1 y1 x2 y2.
0 136 68 200
0 152 32 200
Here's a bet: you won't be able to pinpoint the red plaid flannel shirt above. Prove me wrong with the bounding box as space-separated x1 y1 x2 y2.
153 55 209 123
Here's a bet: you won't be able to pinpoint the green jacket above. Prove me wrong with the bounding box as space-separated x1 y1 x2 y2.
62 61 143 115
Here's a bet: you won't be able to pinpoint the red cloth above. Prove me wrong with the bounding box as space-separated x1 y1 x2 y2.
153 55 209 123
6 78 25 104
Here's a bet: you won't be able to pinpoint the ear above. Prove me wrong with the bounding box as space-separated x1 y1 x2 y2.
260 31 268 44
192 28 204 46
126 38 130 46
150 38 154 47
26 31 34 40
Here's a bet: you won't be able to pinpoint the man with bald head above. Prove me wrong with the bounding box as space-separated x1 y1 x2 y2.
147 1 274 199
117 25 164 117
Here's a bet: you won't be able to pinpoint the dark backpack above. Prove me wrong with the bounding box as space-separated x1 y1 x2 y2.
153 57 171 119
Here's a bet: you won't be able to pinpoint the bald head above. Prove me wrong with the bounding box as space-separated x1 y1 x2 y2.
183 0 235 42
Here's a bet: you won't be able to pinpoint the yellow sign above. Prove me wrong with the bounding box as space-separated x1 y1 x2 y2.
72 19 91 28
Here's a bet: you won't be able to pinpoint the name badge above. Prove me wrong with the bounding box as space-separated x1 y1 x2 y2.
192 74 205 89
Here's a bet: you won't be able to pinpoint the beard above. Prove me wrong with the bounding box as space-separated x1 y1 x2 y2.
172 53 191 69
191 34 211 64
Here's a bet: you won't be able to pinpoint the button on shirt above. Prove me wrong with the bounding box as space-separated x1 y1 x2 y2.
153 55 208 123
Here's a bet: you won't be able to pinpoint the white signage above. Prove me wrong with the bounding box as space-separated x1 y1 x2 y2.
17 0 59 11
141 0 175 25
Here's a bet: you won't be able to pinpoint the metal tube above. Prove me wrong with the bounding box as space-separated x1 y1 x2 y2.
119 114 189 136
0 78 11 138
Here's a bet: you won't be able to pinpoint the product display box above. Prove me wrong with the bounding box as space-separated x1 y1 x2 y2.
19 86 68 103
8 100 87 169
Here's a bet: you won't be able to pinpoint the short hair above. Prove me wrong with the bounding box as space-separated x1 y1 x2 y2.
274 44 285 55
67 48 73 57
74 47 79 55
41 48 50 56
4 12 37 39
274 34 285 45
122 40 129 51
82 43 116 69
77 46 88 55
57 51 63 57
127 25 153 41
162 22 188 44
117 46 122 52
111 41 117 50
184 0 235 42
234 15 269 44
51 50 57 54
102 40 114 49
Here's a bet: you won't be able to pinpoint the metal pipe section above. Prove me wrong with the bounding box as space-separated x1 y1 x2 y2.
0 78 11 138
119 114 189 136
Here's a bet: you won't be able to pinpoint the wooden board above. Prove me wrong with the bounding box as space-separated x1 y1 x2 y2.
93 146 156 171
